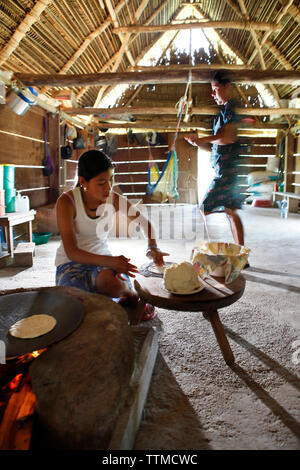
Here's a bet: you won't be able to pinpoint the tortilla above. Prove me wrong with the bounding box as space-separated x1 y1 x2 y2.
9 314 57 339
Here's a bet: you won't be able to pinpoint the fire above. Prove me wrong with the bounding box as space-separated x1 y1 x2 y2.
9 373 22 391
16 348 47 364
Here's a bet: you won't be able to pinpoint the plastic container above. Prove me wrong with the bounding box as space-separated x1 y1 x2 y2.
0 189 5 216
280 200 288 219
0 164 3 190
3 165 15 189
252 199 273 208
15 193 30 212
6 86 38 116
32 232 52 245
5 188 16 212
278 182 284 192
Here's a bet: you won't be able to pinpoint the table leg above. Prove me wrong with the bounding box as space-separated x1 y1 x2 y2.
204 310 234 365
7 225 14 258
27 220 33 242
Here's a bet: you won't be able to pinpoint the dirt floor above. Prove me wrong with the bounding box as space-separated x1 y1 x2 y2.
1 204 300 450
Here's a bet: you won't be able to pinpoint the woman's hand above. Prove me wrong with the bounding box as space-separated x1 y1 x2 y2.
109 255 139 278
146 247 169 266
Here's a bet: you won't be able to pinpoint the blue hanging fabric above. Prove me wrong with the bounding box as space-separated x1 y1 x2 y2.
146 72 191 202
42 117 55 176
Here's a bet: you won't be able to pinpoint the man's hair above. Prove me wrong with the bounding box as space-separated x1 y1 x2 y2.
211 71 231 86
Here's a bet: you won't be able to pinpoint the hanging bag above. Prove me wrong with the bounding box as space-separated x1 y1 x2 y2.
42 117 55 176
61 125 73 159
73 129 86 150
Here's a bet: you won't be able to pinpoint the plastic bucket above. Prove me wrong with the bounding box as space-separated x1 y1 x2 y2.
0 189 5 216
3 165 15 189
6 86 38 116
5 188 16 212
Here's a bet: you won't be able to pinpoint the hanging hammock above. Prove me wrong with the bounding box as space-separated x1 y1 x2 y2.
146 72 192 203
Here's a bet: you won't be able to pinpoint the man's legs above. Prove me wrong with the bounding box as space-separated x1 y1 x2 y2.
224 208 244 246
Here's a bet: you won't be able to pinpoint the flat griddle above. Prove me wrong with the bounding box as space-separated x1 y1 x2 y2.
0 289 85 359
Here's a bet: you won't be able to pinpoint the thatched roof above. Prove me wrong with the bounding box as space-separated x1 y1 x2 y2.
0 0 299 129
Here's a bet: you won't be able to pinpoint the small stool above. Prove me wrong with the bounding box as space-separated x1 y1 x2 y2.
134 274 246 365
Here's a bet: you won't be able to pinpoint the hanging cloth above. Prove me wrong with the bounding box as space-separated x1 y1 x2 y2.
146 72 192 202
42 117 54 176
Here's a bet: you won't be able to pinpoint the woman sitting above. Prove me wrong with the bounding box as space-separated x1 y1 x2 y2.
55 149 168 322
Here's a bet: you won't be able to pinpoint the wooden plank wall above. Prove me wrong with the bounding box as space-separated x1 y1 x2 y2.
238 136 276 196
112 132 278 204
0 105 51 208
60 127 93 193
293 136 300 194
112 133 170 202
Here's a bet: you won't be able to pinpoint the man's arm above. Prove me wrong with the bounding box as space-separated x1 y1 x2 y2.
185 122 238 149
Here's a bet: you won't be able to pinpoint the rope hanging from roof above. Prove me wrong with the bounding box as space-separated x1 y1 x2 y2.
174 70 192 123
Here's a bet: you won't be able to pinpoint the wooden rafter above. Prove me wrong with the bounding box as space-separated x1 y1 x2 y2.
15 69 300 87
64 106 300 116
237 0 292 126
104 0 135 67
0 0 53 67
92 0 150 108
247 0 294 65
279 0 300 25
113 21 282 34
132 64 250 71
75 0 170 104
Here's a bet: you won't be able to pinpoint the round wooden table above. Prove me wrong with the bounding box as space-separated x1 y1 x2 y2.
134 274 246 365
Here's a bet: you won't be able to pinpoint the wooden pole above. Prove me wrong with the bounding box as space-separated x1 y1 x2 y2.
0 0 53 67
113 21 282 34
64 106 300 116
15 68 300 87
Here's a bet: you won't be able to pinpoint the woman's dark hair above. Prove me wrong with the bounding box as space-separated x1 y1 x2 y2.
77 149 113 184
211 71 231 86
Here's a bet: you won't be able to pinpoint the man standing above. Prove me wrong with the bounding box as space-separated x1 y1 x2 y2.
185 71 254 248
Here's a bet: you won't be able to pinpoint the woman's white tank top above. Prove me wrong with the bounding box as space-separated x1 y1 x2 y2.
55 186 113 266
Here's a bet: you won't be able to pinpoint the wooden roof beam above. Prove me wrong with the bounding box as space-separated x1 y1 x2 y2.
15 69 300 87
0 0 53 67
113 21 282 34
64 106 300 116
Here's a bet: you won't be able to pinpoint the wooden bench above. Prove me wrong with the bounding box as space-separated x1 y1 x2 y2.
272 191 300 213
